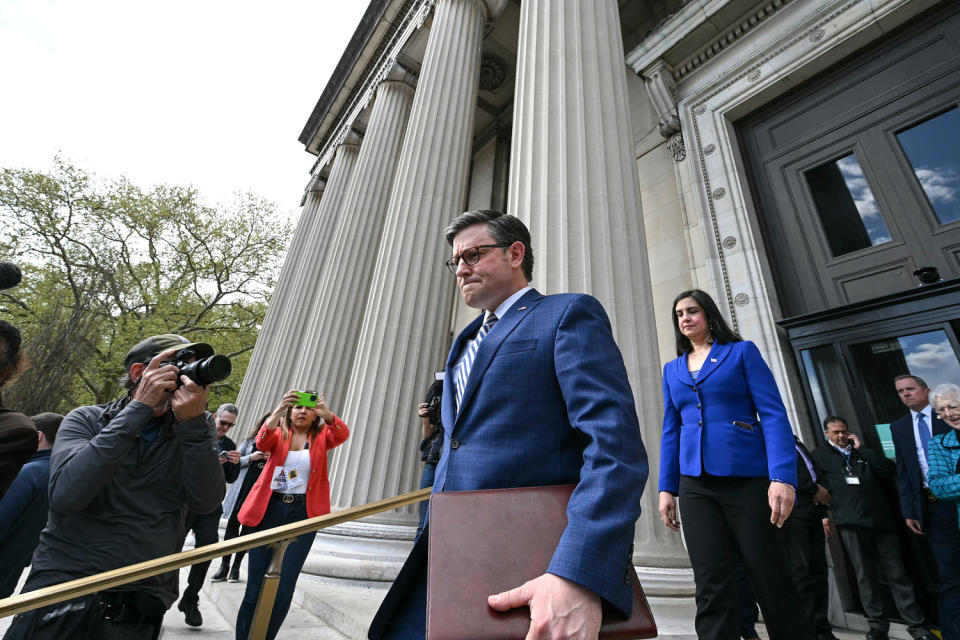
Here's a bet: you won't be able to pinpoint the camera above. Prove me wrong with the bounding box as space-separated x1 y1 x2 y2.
164 348 232 387
425 372 443 427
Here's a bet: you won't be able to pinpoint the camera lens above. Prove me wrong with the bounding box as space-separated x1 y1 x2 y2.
180 354 232 386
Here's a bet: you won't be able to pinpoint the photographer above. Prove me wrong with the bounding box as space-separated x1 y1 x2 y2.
416 373 443 538
3 334 227 640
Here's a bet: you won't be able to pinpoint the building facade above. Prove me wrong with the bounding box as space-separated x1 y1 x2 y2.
235 0 960 633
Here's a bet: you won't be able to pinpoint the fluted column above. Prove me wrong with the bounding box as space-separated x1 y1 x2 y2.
291 72 416 407
233 140 360 434
508 0 687 567
329 0 505 520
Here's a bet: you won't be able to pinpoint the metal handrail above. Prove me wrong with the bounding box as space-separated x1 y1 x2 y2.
0 487 432 639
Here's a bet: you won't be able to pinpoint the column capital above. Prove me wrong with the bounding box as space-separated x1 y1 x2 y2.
381 59 418 90
299 173 327 206
479 0 508 21
339 130 363 149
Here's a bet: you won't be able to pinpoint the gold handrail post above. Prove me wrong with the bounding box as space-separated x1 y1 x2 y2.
247 538 292 640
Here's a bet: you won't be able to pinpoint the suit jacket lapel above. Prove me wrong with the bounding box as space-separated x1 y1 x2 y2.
455 289 543 425
691 342 733 384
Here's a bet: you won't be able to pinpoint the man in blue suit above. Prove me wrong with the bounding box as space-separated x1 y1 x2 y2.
369 210 648 639
891 374 958 635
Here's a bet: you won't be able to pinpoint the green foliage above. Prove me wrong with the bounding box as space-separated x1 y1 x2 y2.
0 157 291 415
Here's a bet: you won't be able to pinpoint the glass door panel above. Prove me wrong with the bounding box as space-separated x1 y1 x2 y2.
847 330 960 457
896 107 960 225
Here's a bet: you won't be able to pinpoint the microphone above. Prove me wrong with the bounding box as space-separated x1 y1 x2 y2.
0 262 22 290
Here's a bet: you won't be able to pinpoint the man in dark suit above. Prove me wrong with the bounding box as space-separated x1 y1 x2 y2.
791 435 836 640
369 210 648 640
814 416 934 640
891 374 959 635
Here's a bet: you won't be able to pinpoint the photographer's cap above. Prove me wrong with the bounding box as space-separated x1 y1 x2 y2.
124 334 214 370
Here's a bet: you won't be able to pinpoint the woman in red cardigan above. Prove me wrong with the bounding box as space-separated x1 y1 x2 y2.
234 389 349 640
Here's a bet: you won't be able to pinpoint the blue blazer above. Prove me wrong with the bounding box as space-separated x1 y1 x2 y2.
658 340 797 494
431 289 648 615
890 410 949 523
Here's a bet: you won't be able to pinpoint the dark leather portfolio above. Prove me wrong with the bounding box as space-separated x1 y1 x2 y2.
426 484 657 640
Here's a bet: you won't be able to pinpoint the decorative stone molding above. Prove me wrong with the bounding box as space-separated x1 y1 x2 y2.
809 27 826 42
704 143 716 155
642 60 686 162
747 68 762 82
712 187 726 200
627 0 796 81
479 53 508 92
722 235 737 250
667 132 686 162
734 293 750 307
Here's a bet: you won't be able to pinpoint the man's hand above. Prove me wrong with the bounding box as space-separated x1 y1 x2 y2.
848 433 862 450
226 450 241 464
813 484 831 505
769 481 795 528
250 450 267 462
658 491 680 532
130 349 180 411
905 518 924 535
171 375 209 423
822 518 833 538
488 573 601 640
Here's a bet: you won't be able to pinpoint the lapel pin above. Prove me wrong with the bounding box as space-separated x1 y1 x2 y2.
517 306 526 311
710 358 717 362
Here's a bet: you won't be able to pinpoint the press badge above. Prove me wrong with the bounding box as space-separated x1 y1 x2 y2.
270 467 288 491
845 476 861 485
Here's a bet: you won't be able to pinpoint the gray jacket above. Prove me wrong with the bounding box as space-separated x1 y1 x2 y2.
24 395 224 607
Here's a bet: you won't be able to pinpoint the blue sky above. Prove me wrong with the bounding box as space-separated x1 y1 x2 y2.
0 0 368 220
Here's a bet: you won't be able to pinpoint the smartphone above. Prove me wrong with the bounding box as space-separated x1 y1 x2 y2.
293 391 318 408
218 450 229 459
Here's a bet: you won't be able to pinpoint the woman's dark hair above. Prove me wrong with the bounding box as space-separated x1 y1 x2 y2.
247 412 272 443
671 289 742 356
0 320 29 387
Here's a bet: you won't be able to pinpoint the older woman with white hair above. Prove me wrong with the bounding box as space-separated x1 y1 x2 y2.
927 382 960 640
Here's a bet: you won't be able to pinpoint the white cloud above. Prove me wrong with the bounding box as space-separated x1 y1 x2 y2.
905 340 957 371
914 167 958 204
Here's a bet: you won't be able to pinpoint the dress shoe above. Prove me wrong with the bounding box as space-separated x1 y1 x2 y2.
178 599 203 627
228 566 241 583
210 562 229 582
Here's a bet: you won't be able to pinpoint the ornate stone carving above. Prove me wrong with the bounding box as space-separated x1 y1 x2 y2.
722 236 737 250
747 68 762 83
667 133 686 162
809 28 825 42
734 293 750 307
694 104 706 116
704 143 716 155
479 53 507 92
712 187 726 200
642 60 686 163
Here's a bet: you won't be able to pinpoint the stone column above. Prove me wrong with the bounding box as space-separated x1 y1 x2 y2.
328 0 506 520
290 69 416 408
507 0 690 573
232 139 360 434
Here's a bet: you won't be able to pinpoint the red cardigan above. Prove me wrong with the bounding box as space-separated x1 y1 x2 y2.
237 415 349 527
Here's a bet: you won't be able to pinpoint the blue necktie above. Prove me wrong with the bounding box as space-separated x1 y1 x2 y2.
918 413 931 455
455 312 498 412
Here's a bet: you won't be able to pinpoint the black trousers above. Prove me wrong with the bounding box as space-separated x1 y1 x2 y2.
180 509 221 605
837 525 926 633
679 474 815 640
788 515 831 635
2 591 162 640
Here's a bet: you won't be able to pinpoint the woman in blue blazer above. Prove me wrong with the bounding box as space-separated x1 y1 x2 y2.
927 383 960 640
658 289 811 640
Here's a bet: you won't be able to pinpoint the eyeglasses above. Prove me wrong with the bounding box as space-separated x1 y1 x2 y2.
218 419 235 427
444 244 512 275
